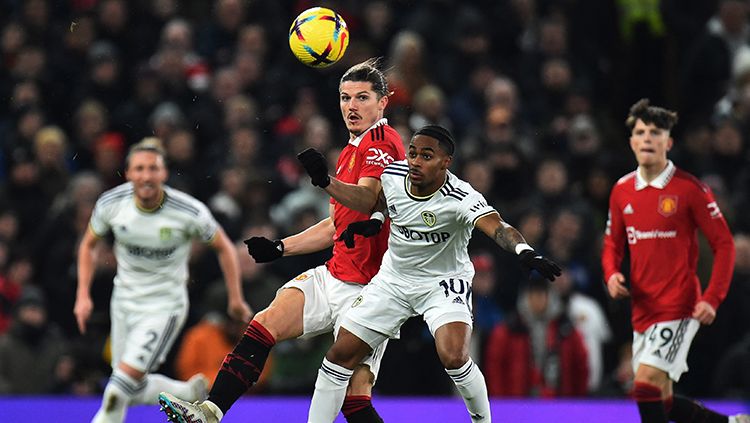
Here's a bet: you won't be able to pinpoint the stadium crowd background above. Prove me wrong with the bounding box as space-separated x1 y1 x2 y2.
0 0 749 401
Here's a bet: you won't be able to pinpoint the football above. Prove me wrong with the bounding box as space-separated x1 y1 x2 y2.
288 7 349 68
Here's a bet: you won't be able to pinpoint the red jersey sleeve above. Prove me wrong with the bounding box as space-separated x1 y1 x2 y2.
602 186 627 282
689 183 735 309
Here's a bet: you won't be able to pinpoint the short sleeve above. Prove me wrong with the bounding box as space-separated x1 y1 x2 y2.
457 190 497 228
90 197 113 237
190 201 219 243
359 131 404 179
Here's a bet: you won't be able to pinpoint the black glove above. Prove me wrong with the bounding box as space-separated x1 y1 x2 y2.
243 237 284 263
340 219 383 248
518 249 562 281
297 148 331 188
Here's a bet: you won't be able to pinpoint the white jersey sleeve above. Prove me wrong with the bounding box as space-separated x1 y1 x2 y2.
90 183 134 236
456 189 497 228
181 193 219 243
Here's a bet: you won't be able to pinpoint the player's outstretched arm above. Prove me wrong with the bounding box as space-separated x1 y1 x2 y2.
297 148 381 214
475 213 561 281
74 226 100 334
245 205 337 264
211 227 253 322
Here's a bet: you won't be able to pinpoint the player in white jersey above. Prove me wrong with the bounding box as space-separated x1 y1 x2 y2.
307 126 562 423
74 138 252 423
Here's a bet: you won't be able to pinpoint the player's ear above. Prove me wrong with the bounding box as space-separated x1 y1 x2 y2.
629 135 638 153
442 155 452 170
378 94 388 111
666 136 674 152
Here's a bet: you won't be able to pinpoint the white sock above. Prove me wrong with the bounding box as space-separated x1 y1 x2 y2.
92 369 143 423
445 359 491 422
134 373 205 405
307 358 354 423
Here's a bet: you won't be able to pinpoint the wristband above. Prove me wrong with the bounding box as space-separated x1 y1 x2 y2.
515 243 533 255
371 211 386 222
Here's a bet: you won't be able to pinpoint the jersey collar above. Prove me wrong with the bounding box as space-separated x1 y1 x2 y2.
404 171 449 201
134 188 166 213
348 118 388 147
635 160 675 191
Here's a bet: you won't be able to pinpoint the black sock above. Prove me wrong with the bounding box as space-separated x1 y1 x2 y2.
208 320 275 414
343 396 384 423
668 394 728 423
634 382 668 423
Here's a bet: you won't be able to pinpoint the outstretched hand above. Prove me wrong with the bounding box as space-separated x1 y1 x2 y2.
518 249 562 281
340 219 383 248
297 148 331 188
243 236 284 263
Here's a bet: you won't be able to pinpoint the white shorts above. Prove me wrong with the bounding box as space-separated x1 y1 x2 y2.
279 265 387 378
632 318 700 382
342 269 474 349
110 295 188 373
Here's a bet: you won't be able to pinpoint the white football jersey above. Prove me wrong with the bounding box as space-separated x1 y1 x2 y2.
379 160 497 281
89 182 218 302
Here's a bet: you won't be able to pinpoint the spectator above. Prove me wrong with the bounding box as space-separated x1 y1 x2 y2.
0 286 72 394
484 277 589 397
552 268 612 393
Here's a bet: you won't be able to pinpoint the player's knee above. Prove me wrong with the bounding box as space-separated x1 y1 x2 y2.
634 367 669 392
439 350 470 370
254 293 304 340
252 309 285 340
326 344 361 369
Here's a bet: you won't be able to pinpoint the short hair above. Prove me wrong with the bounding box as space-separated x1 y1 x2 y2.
125 137 166 168
413 125 455 155
626 98 679 131
340 58 390 98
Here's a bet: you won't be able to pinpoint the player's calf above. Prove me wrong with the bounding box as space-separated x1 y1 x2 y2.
343 395 383 423
209 320 276 414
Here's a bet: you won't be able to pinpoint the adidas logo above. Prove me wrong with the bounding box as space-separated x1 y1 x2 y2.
452 296 464 305
388 204 398 216
624 204 634 214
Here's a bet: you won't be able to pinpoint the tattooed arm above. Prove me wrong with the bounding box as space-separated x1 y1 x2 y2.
474 213 531 254
475 212 561 281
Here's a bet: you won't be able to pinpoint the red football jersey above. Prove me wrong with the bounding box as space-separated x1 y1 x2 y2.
602 162 735 332
326 119 405 284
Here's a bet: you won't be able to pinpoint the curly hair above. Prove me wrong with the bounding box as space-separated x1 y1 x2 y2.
625 98 679 131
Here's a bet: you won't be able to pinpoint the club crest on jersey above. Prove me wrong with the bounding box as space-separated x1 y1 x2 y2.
347 153 356 172
159 227 172 241
658 195 678 217
421 211 437 227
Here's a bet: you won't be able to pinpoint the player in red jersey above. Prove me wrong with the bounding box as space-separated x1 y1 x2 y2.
159 58 404 423
602 99 746 423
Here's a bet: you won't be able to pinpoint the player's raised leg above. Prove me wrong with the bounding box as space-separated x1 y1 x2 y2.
160 287 304 422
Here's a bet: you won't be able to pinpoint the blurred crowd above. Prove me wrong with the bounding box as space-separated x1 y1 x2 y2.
1 0 750 401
